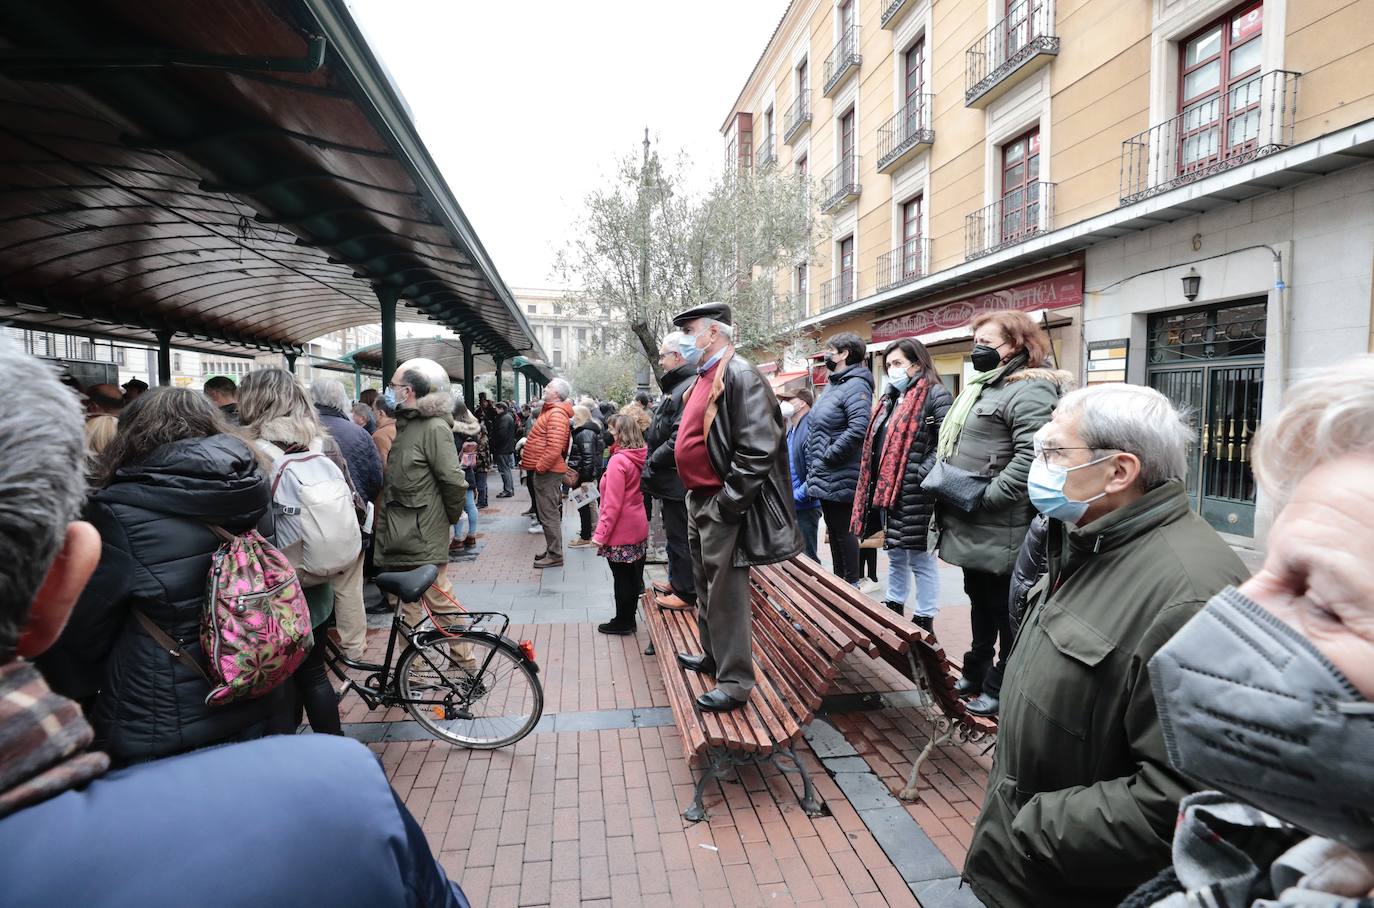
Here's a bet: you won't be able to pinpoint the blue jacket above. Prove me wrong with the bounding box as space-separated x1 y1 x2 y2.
786 411 820 511
803 364 875 502
317 405 385 504
0 735 469 908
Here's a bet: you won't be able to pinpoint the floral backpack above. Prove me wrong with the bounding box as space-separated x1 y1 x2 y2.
135 526 312 706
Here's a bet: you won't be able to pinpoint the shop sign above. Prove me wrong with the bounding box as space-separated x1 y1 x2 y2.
871 269 1083 343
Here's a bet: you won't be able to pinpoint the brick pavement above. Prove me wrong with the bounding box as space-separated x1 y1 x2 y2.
346 472 991 906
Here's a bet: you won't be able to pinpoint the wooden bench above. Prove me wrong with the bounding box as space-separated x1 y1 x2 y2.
640 575 864 822
755 556 998 802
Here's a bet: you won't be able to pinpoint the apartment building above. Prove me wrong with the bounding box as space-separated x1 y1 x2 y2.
512 287 610 370
723 0 1374 545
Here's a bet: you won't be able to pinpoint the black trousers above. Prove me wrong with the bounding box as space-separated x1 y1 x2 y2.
272 625 343 736
607 559 645 625
859 547 878 582
578 501 594 540
659 497 696 601
961 569 1013 697
820 499 861 584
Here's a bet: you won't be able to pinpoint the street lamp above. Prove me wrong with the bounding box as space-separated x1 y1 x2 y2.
1181 268 1201 302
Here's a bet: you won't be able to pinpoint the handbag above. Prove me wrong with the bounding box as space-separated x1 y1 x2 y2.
857 507 885 549
921 458 992 513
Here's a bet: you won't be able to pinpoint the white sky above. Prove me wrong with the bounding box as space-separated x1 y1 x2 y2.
346 0 787 290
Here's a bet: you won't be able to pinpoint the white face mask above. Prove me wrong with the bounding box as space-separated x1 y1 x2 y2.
779 401 796 420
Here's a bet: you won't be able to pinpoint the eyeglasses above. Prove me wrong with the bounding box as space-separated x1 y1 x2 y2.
1034 444 1111 468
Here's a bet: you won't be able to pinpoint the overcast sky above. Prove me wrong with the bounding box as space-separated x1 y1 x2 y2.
347 0 786 291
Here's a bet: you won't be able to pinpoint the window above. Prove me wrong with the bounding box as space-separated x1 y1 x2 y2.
552 351 563 368
1006 0 1044 55
840 108 856 177
796 262 809 298
552 325 563 340
79 341 92 360
1179 2 1264 172
577 327 587 344
839 236 855 304
173 353 182 372
903 39 925 116
901 196 923 278
797 59 809 96
765 106 775 145
840 0 855 37
526 304 537 315
796 154 807 175
115 347 126 366
1000 127 1041 243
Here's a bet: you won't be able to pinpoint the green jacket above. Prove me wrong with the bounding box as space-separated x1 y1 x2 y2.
933 362 1072 575
964 481 1247 908
373 390 468 568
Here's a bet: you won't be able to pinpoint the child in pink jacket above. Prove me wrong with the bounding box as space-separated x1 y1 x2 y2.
592 416 649 635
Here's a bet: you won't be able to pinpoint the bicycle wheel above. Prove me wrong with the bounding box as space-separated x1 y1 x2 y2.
397 633 544 748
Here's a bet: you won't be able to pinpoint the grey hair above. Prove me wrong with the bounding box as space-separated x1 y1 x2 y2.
1054 384 1191 490
548 377 572 401
661 331 689 354
309 378 351 413
1254 355 1374 508
0 340 86 655
704 318 734 341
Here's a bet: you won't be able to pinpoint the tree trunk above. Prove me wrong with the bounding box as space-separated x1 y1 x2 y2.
631 321 664 385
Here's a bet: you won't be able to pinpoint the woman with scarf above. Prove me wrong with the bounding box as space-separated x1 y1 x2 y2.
849 338 952 633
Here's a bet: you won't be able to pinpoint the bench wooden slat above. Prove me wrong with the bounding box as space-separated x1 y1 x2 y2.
760 560 889 657
777 558 912 655
750 586 838 691
660 608 741 751
750 599 825 714
752 565 874 660
641 594 709 759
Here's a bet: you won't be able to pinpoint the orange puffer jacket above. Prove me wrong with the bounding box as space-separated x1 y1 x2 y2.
519 400 573 475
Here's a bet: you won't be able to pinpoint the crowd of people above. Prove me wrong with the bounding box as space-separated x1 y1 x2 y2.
0 304 1371 906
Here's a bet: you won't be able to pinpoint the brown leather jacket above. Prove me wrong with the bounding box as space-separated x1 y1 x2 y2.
681 348 802 567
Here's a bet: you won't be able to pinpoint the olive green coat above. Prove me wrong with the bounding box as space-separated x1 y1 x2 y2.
373 390 468 568
932 361 1073 576
963 481 1248 908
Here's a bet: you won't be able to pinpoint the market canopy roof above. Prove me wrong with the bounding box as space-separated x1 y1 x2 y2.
0 0 542 360
345 337 497 383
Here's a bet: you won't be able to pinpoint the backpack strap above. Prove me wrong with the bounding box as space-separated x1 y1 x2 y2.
133 610 211 684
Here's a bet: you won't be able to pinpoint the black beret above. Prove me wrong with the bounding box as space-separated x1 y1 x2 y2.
671 302 732 328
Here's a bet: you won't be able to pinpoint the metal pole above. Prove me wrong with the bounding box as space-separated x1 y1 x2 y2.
284 352 298 373
494 356 504 401
352 362 362 399
378 286 399 382
154 329 173 385
461 334 475 406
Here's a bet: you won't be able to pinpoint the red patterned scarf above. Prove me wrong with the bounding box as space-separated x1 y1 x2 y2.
0 660 109 819
850 378 932 536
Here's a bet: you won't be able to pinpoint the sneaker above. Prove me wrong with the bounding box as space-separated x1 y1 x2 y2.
533 556 564 569
568 537 594 548
858 578 882 595
527 524 543 534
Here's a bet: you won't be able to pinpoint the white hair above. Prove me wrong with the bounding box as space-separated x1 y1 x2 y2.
1254 355 1374 508
1055 384 1191 490
547 377 572 401
309 378 351 412
660 331 688 355
704 318 734 341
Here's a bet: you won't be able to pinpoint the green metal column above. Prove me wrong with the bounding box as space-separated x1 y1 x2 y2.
378 287 399 382
154 330 173 386
494 356 504 402
352 363 362 399
461 334 475 406
284 352 298 374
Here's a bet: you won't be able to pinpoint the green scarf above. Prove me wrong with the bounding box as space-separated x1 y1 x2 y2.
936 353 1025 459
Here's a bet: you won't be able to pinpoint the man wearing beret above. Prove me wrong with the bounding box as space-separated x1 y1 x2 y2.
672 303 802 711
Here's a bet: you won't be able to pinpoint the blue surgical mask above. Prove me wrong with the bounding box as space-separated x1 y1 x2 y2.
677 338 702 364
886 365 912 392
1027 452 1115 523
381 387 397 409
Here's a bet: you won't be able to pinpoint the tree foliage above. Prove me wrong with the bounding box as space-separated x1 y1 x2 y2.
556 139 818 381
567 350 640 405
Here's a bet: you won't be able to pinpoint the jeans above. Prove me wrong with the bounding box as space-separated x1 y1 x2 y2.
606 558 645 626
474 470 488 508
962 569 1013 697
495 453 515 494
887 548 940 618
452 488 478 539
795 507 820 561
820 499 861 584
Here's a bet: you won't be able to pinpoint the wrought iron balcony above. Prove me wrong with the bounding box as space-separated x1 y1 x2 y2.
783 94 812 144
820 156 861 213
965 181 1056 260
1120 70 1299 205
876 238 931 292
876 96 935 173
823 26 861 97
818 274 856 312
757 135 777 169
965 0 1058 107
881 0 915 29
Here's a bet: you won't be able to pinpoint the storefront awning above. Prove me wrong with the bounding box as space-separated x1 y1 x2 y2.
864 307 1073 352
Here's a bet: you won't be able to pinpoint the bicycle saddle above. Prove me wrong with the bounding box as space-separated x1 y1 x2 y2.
373 565 439 603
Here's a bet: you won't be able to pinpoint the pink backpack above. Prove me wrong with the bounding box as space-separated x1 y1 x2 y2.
137 526 312 706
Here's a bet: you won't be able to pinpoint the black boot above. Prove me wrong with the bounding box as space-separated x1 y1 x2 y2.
913 615 934 634
598 619 636 636
885 601 904 615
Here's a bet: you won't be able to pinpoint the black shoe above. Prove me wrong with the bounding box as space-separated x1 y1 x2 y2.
521 509 535 517
365 603 393 615
696 688 747 712
913 615 935 634
966 693 999 717
676 652 717 675
598 620 636 636
954 676 981 697
884 601 903 615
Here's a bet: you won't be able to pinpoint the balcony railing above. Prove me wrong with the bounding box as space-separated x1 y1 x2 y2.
876 95 935 173
1120 70 1299 205
966 0 1058 107
783 94 812 144
876 237 931 292
965 181 1056 260
820 156 861 212
881 0 914 28
823 26 861 97
818 274 856 312
757 135 777 169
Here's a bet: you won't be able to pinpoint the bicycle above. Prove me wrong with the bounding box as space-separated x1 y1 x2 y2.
323 564 545 749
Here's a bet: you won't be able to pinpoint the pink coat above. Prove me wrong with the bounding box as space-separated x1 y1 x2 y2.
593 447 649 547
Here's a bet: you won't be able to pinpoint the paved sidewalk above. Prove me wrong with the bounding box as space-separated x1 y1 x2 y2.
347 476 992 906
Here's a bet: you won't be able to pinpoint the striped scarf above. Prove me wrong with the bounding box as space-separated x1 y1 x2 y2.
0 660 109 819
850 378 932 535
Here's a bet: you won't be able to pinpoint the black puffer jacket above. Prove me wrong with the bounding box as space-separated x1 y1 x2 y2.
642 363 693 501
881 381 953 552
567 422 605 486
51 434 284 766
1007 513 1050 637
316 404 383 503
804 364 875 502
488 410 517 455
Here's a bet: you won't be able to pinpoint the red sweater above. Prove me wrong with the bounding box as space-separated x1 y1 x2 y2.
674 361 722 493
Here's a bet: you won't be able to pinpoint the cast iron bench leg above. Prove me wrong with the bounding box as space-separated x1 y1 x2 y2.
773 745 825 817
684 748 730 823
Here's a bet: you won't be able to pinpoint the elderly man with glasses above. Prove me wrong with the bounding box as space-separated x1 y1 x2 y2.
963 383 1248 908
